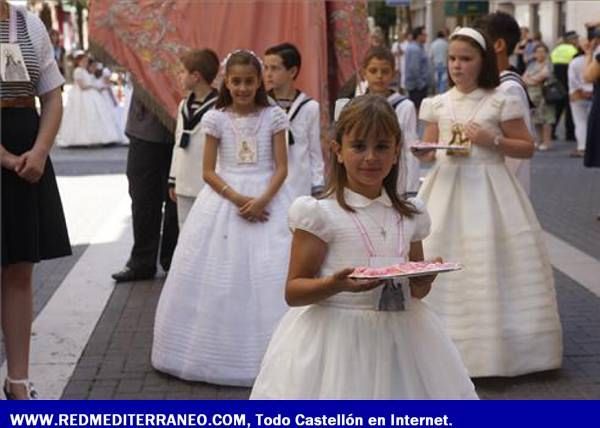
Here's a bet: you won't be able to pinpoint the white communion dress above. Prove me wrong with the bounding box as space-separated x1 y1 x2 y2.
418 87 562 377
251 191 478 399
152 106 293 386
57 66 122 146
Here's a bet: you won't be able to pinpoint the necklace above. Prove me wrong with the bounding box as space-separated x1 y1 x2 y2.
360 207 388 240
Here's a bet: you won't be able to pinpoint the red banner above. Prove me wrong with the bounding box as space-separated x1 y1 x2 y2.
88 0 369 129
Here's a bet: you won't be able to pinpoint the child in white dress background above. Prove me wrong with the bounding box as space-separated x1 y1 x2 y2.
335 46 421 196
414 27 562 377
251 95 476 399
57 52 122 147
152 50 292 387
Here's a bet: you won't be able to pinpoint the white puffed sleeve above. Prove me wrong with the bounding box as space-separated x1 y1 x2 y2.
288 196 333 243
418 96 438 123
270 106 289 135
201 110 222 139
407 197 431 242
26 11 64 95
498 93 526 122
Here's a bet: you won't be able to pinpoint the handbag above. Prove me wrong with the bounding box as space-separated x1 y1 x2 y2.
542 77 567 104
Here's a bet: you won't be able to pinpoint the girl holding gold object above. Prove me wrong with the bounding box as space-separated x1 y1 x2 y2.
413 27 562 378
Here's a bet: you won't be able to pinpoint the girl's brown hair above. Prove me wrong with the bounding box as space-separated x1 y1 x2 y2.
215 50 270 109
324 95 419 218
447 31 500 89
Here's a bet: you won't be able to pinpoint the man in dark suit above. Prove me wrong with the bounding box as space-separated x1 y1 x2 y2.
112 90 179 282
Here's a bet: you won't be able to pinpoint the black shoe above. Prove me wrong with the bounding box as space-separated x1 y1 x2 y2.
111 266 156 283
160 260 172 273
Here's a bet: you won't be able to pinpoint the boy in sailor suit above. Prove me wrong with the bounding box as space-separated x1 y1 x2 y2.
264 43 324 198
334 46 421 196
168 49 220 226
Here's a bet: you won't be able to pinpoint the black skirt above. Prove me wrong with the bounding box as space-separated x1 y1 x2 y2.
1 107 71 266
584 82 600 168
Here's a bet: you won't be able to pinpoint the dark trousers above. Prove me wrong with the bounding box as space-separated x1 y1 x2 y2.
553 64 575 139
126 137 178 272
584 83 600 168
408 87 428 111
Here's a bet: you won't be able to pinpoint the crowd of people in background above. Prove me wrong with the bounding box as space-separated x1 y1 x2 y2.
382 20 599 160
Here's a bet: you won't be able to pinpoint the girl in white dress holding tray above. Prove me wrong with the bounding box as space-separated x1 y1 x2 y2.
414 27 562 377
251 95 476 399
152 50 292 386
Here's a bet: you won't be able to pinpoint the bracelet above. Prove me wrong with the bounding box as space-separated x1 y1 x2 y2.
220 184 229 195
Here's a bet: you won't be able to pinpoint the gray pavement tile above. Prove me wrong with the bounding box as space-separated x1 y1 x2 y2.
114 392 148 400
63 380 92 396
117 378 144 394
133 392 167 399
141 385 171 394
578 384 600 397
94 380 119 389
71 366 100 381
62 394 86 400
88 386 115 400
216 387 251 400
143 371 170 386
166 392 202 400
52 145 128 177
188 387 220 399
124 361 151 374
530 142 600 259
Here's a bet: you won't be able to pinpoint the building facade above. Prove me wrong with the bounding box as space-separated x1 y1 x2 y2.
409 0 490 39
407 1 600 49
490 0 600 48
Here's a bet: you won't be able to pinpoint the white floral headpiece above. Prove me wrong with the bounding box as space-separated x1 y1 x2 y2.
221 49 264 71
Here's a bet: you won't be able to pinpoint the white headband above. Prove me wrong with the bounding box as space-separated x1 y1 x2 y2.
450 27 486 50
221 49 264 71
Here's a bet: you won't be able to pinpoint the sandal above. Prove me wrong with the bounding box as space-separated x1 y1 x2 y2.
3 377 38 400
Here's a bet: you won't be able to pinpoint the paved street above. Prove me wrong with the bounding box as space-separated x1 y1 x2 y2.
2 139 600 400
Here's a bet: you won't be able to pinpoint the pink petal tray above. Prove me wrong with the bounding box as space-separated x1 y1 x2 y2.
350 261 463 279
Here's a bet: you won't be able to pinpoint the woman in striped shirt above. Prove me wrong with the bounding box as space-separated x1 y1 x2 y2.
1 0 71 399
